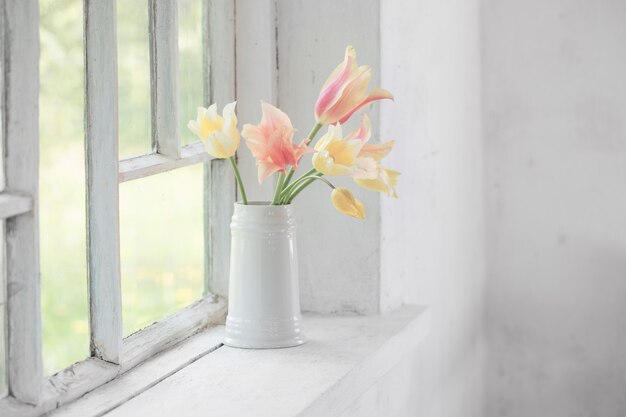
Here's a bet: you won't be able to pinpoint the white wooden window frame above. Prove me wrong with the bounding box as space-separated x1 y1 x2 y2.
0 0 239 415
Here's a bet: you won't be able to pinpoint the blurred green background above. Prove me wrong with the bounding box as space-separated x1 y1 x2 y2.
39 0 206 375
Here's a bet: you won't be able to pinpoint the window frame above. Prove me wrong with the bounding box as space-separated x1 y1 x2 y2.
0 0 237 415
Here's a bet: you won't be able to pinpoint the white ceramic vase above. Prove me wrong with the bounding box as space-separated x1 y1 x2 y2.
224 202 306 349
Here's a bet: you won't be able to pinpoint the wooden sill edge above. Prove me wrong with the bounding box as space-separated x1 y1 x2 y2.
50 305 430 417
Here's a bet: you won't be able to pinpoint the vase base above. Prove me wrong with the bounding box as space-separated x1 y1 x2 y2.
223 336 306 349
224 315 306 349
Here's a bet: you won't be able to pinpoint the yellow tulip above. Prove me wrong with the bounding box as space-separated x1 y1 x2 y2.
355 167 400 198
312 123 364 176
359 140 395 161
331 187 366 219
188 102 240 158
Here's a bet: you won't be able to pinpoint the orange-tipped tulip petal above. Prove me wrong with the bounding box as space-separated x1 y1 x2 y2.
331 188 366 219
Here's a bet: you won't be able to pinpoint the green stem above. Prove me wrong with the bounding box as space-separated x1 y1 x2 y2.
279 175 319 205
283 175 334 204
304 122 323 146
281 123 323 190
285 172 324 204
297 175 335 190
279 168 317 203
228 156 248 205
272 172 286 205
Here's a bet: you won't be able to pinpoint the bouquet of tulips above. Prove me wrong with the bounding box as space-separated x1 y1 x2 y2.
188 46 398 219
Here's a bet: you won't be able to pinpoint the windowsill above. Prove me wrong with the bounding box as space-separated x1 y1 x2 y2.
51 305 430 417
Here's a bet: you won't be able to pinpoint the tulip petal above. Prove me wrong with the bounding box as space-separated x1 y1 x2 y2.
315 46 358 123
312 151 354 176
350 157 379 180
188 103 240 159
359 140 395 161
187 120 201 138
222 101 237 118
243 102 306 181
314 124 342 151
355 166 400 197
337 88 394 125
257 159 282 183
331 187 366 219
315 46 394 126
345 114 372 142
323 66 372 125
321 46 357 91
261 101 293 130
218 131 240 158
207 103 218 119
313 124 363 176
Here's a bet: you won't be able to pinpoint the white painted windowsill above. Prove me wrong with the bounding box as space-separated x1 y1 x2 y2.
51 305 429 417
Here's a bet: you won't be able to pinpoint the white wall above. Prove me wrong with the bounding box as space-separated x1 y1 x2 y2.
483 1 626 415
271 1 485 415
267 0 626 415
345 0 486 415
276 0 382 314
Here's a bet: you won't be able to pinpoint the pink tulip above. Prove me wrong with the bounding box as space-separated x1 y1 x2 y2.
315 46 393 125
242 102 310 183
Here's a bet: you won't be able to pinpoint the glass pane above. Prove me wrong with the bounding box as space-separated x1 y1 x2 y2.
118 0 151 159
120 165 205 335
39 0 89 375
179 0 204 145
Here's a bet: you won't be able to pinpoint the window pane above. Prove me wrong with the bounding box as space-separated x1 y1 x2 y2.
120 165 205 335
118 0 151 159
179 0 204 145
39 0 89 375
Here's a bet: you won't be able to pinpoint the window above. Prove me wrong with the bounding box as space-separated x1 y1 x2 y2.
0 0 236 414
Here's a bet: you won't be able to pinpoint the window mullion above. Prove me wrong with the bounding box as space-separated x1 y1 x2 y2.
84 0 123 365
204 0 237 298
3 0 42 405
149 0 180 159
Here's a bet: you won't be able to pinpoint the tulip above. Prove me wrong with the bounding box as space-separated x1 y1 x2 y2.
312 124 364 176
335 115 399 196
187 102 240 159
354 166 400 198
315 46 393 125
350 140 397 183
331 187 366 219
242 102 309 183
359 140 395 161
313 115 389 179
351 140 400 197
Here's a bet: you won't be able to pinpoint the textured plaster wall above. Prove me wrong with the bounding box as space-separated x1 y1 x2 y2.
273 1 485 414
272 0 626 415
483 1 626 415
276 0 382 314
344 0 486 415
